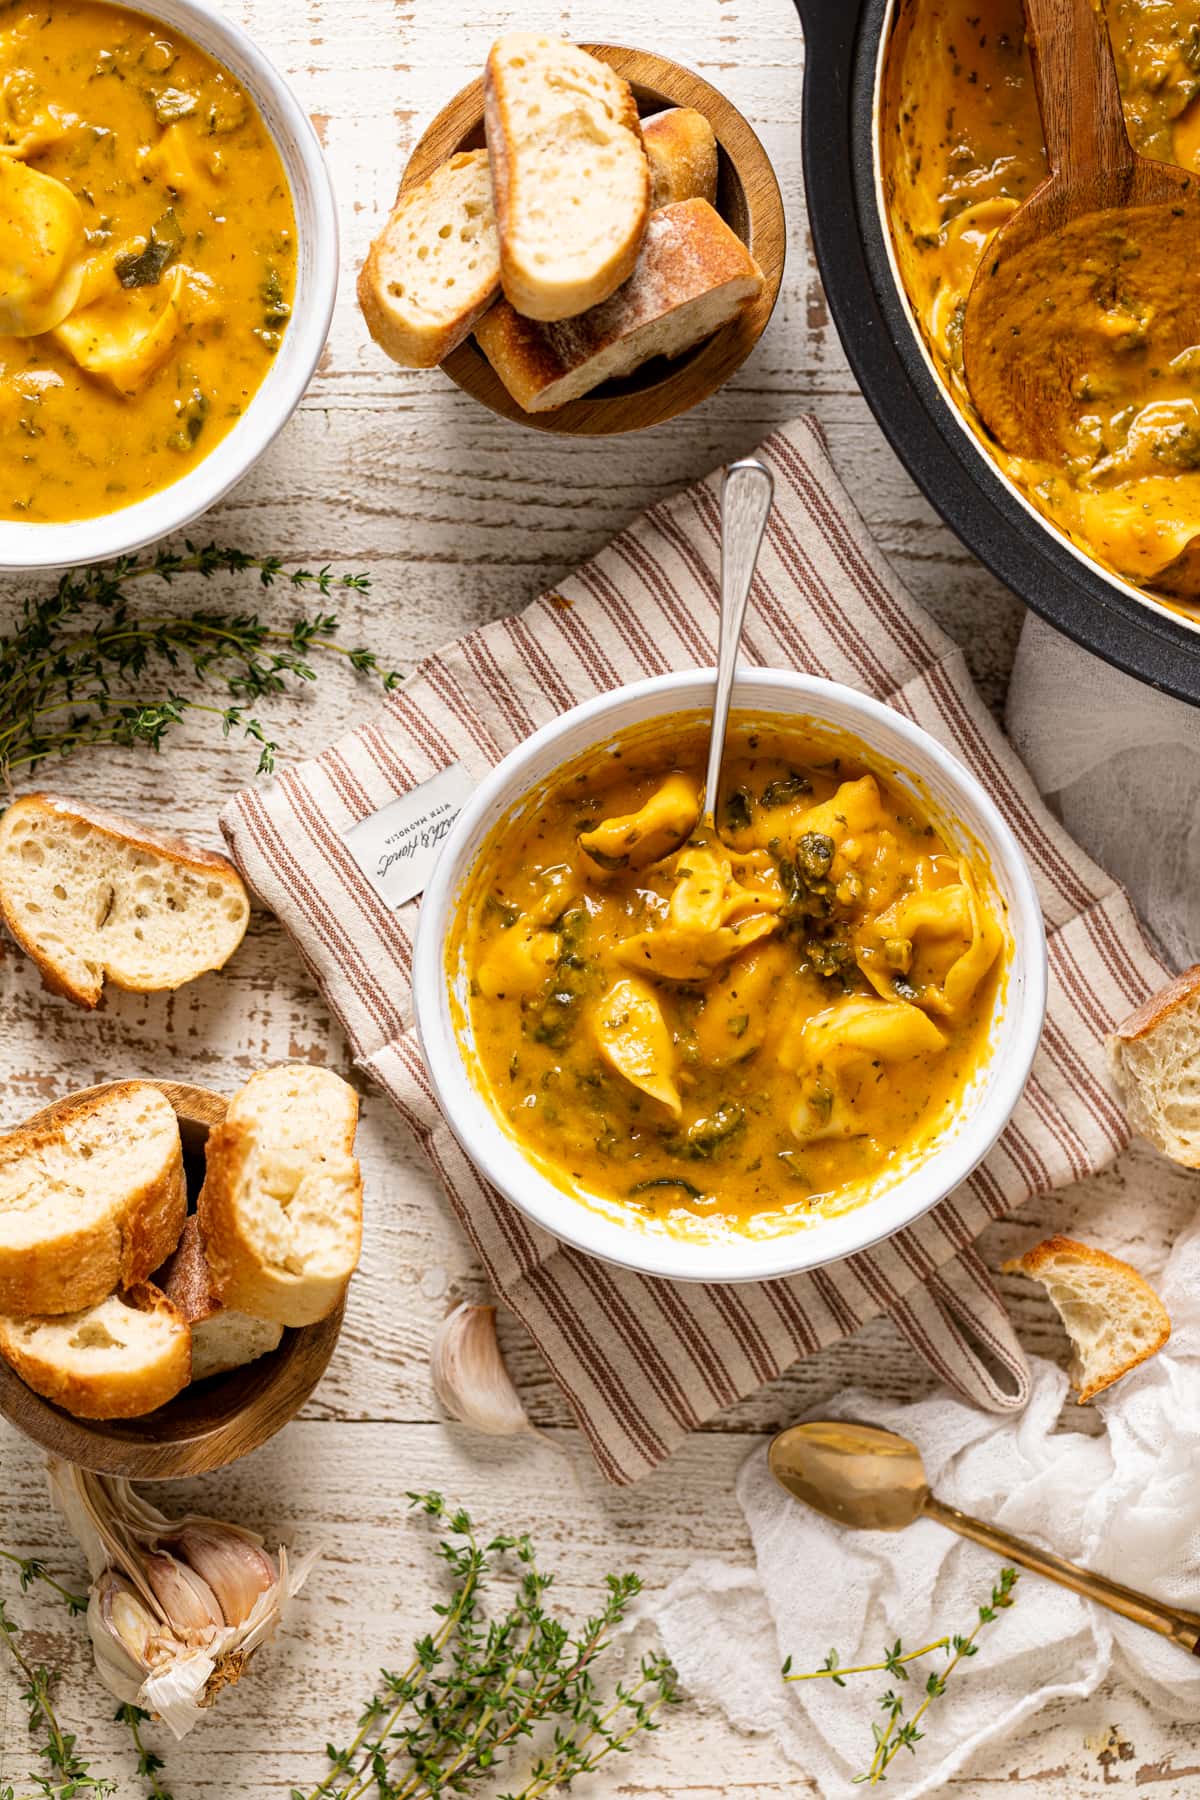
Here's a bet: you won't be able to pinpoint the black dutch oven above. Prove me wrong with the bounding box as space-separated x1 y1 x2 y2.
792 0 1200 706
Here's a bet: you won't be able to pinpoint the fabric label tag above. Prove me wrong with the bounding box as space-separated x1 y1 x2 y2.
341 762 477 908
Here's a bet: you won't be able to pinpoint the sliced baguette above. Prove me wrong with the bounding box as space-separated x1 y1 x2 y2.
643 108 718 210
1106 965 1200 1167
475 197 763 412
358 149 500 369
156 1215 283 1381
484 33 649 321
0 793 249 1009
0 1083 185 1317
1003 1235 1170 1402
198 1065 362 1327
0 1283 191 1419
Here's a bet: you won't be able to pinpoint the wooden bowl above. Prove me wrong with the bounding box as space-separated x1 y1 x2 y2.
0 1081 344 1480
400 45 786 434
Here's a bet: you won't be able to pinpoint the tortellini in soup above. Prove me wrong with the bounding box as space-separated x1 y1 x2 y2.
0 3 295 522
452 716 1008 1237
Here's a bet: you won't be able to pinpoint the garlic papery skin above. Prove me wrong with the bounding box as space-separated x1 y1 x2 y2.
431 1301 535 1437
171 1525 275 1626
142 1551 224 1641
48 1459 317 1741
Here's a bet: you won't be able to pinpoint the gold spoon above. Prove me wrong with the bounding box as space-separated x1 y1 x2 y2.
770 1419 1200 1655
701 457 774 835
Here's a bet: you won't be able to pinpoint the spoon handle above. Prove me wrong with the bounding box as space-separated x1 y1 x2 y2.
924 1494 1200 1654
1022 0 1133 187
703 458 774 828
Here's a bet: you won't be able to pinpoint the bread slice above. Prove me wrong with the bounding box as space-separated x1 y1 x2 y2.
1003 1235 1170 1402
358 149 500 369
198 1065 362 1327
0 793 249 1009
0 1083 185 1317
643 108 718 210
0 1283 191 1419
475 197 763 412
484 33 649 321
156 1215 283 1381
1106 965 1200 1167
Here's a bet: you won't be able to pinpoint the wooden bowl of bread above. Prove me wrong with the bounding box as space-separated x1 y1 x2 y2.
358 37 785 433
0 1069 362 1478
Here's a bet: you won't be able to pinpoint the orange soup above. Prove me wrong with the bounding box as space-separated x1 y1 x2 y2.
0 1 295 522
450 716 1008 1238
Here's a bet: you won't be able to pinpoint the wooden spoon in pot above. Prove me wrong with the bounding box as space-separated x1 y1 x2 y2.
962 0 1200 466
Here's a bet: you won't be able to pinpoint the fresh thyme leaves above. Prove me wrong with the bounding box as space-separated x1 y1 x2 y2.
0 1589 117 1800
116 1705 175 1800
0 543 400 786
781 1567 1019 1786
290 1491 680 1800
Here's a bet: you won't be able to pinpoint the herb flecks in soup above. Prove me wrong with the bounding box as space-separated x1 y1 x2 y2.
0 3 295 522
882 0 1200 607
452 718 1006 1239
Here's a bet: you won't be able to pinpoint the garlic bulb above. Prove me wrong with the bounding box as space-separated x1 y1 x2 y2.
48 1461 317 1740
430 1301 535 1437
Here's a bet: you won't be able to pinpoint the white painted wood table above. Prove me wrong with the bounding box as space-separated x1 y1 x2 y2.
3 1 1199 1793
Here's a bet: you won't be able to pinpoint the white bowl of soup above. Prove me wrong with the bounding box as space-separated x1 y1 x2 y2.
413 669 1047 1285
0 0 336 568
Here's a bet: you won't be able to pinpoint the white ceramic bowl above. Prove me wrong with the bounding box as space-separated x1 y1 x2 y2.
0 0 337 572
414 669 1047 1284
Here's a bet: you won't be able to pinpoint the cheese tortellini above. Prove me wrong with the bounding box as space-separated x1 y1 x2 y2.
458 720 1007 1234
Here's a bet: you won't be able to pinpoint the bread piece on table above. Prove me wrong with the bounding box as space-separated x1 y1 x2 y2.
156 1216 283 1381
0 1083 185 1317
475 197 763 412
643 108 718 209
1106 965 1200 1167
484 33 649 321
0 793 249 1009
1003 1235 1170 1402
198 1065 362 1328
358 149 499 369
0 1284 191 1419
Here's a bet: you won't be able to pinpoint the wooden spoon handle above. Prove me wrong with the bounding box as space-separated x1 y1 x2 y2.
1022 0 1133 186
924 1494 1200 1654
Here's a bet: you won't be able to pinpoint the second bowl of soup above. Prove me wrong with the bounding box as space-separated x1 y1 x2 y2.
414 669 1046 1284
0 0 336 569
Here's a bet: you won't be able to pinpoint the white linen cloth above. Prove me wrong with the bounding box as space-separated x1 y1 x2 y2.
655 618 1200 1794
1007 615 1200 971
655 1206 1200 1796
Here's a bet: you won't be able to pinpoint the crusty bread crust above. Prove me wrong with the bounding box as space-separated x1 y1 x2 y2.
1003 1234 1170 1402
358 149 500 368
484 35 649 321
198 1066 362 1327
1108 964 1200 1045
0 1283 191 1419
156 1214 222 1326
475 198 762 412
643 108 719 210
0 1083 186 1316
1106 965 1200 1167
0 793 249 1008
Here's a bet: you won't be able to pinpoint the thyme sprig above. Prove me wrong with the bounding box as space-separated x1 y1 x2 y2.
782 1567 1019 1785
293 1491 680 1800
0 543 400 784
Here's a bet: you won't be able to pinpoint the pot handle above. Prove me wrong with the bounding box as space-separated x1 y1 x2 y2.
889 1244 1031 1413
790 0 863 51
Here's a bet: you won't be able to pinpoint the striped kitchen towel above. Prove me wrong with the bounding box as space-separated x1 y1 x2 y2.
221 416 1170 1485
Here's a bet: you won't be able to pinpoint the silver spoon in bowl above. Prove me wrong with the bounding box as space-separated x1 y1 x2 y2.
770 1419 1200 1654
702 458 774 836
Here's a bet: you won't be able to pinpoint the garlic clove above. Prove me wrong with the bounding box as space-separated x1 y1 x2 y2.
142 1550 224 1640
90 1571 171 1702
172 1525 276 1627
430 1301 535 1437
